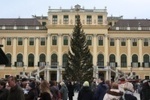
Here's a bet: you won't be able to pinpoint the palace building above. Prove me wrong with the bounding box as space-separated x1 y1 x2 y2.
0 5 150 82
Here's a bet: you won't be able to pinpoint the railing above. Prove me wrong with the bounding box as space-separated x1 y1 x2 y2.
15 62 24 67
97 62 104 68
142 62 150 67
131 62 140 67
51 62 58 68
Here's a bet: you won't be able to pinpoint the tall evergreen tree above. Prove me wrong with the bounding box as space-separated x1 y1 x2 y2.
64 15 93 83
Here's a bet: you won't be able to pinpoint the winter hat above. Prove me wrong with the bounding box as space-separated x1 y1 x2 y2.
83 81 89 87
60 81 65 86
124 82 134 92
29 82 35 89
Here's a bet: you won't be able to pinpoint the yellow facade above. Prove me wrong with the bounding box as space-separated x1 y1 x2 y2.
0 5 150 81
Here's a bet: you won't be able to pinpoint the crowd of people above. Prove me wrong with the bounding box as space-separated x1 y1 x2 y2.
0 76 150 100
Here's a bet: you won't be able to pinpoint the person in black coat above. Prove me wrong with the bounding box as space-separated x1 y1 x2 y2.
67 81 74 100
78 81 93 100
25 81 38 100
0 80 9 100
142 80 150 100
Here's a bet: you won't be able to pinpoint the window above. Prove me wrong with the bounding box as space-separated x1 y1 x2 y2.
63 36 68 45
7 37 11 45
17 54 23 62
98 36 103 46
52 36 57 45
18 37 23 45
109 54 115 62
145 76 150 80
110 38 115 46
144 38 148 46
143 54 149 62
87 36 92 45
29 38 34 45
109 54 116 67
28 54 34 67
62 54 68 67
132 39 137 46
16 54 23 67
132 54 138 62
87 15 92 24
63 15 69 24
75 15 80 24
121 38 126 46
121 54 127 67
42 22 46 26
51 54 58 68
39 54 46 62
40 38 45 45
52 15 57 24
98 15 103 24
97 54 104 67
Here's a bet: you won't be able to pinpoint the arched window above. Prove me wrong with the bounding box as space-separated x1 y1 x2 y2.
6 53 11 67
121 54 127 67
39 54 46 62
143 54 149 62
143 54 150 67
109 54 115 62
17 54 23 62
97 54 104 67
62 54 68 67
51 54 58 68
109 54 116 67
28 54 34 67
132 54 138 62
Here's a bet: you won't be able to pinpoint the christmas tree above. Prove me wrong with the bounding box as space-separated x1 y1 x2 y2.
64 15 93 83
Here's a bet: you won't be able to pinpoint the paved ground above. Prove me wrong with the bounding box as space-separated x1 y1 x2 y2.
72 92 140 100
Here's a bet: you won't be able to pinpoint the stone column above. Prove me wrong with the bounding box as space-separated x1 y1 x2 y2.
35 37 39 67
57 34 62 82
23 37 28 67
116 38 120 67
127 39 131 67
46 34 50 65
139 39 142 67
12 37 17 66
46 70 50 82
93 34 97 78
104 34 108 66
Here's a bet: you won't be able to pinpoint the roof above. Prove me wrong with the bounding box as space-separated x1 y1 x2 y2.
113 19 150 27
0 18 42 26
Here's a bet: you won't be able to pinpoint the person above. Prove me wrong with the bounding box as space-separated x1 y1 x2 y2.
122 81 137 100
91 78 97 93
59 81 68 100
93 77 108 100
25 81 38 100
67 81 74 100
39 80 52 100
105 80 111 91
118 77 126 93
103 82 123 100
7 76 25 100
77 81 93 100
50 80 61 100
0 80 9 100
141 80 150 100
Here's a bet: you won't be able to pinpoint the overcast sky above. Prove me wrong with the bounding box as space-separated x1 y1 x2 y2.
0 0 150 19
